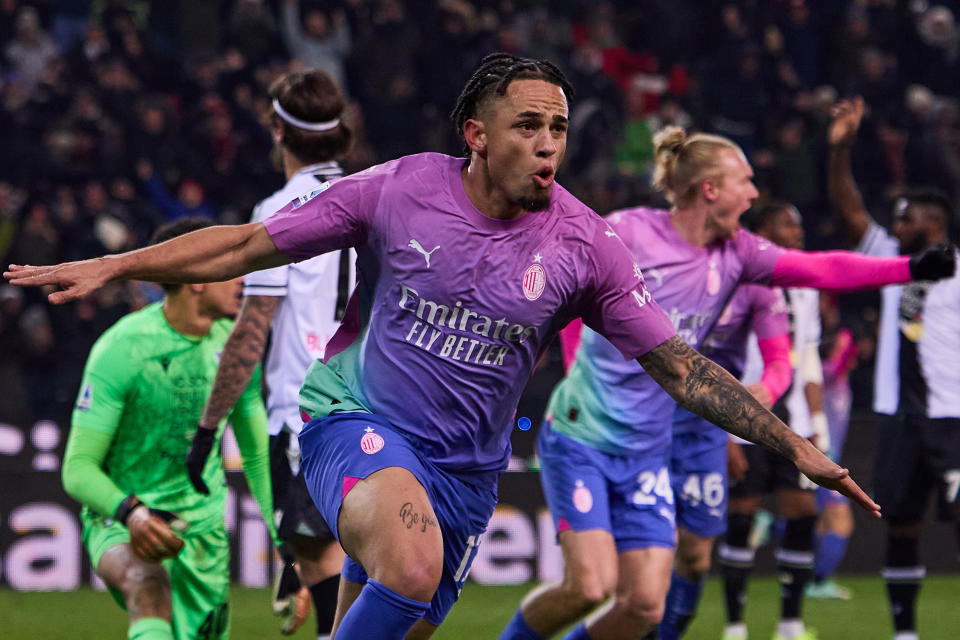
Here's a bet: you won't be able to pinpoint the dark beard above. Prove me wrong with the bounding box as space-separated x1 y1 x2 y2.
518 194 551 212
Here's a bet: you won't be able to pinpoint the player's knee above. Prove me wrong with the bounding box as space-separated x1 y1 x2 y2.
617 589 665 627
121 562 171 614
570 575 613 608
676 544 712 578
562 561 615 607
378 550 443 602
681 553 712 579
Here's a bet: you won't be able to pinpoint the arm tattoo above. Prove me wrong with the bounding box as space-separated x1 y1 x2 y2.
200 295 280 428
399 502 438 533
638 336 799 460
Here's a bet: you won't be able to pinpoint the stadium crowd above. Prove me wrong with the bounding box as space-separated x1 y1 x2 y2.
1 0 959 433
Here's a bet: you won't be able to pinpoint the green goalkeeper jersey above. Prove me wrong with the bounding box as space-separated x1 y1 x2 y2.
70 302 265 534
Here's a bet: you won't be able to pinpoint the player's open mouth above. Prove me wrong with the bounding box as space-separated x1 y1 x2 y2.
532 167 554 188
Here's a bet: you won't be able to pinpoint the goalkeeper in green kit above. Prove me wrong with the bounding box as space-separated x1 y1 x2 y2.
61 218 278 640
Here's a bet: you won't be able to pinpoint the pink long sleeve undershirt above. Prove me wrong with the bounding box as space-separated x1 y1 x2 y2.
757 333 792 404
771 249 911 292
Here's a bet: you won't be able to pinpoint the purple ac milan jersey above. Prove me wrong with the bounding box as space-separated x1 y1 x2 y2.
263 153 676 473
547 207 785 455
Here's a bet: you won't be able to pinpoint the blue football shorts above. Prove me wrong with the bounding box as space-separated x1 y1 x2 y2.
298 411 496 626
537 419 676 552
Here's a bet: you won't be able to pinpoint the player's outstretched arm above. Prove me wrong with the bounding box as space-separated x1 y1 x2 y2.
638 336 881 518
187 295 280 493
769 243 955 293
4 223 287 304
827 96 871 246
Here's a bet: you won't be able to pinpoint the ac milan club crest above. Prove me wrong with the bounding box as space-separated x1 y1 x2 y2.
572 480 593 513
522 264 546 301
360 426 384 454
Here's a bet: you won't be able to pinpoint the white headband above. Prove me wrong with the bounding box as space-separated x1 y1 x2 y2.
272 98 340 131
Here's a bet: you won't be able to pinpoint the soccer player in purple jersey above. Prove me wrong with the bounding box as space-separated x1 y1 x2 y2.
5 54 910 640
499 127 954 640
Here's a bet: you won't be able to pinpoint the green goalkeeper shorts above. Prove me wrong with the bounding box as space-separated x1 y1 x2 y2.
82 514 231 640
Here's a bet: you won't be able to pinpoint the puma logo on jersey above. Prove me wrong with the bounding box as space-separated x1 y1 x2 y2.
605 230 618 238
408 238 440 268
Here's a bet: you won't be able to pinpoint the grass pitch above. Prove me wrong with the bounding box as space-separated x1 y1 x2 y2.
3 575 958 639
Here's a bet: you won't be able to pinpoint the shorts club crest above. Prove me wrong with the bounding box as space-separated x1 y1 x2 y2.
360 426 385 454
573 480 593 513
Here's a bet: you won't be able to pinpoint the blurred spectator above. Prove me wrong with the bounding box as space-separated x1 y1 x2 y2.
759 115 820 214
281 0 351 92
4 6 60 96
11 200 59 267
52 1 93 52
137 159 216 222
771 0 822 89
0 181 25 265
703 43 768 154
902 4 960 98
228 0 281 65
352 0 419 115
18 304 58 421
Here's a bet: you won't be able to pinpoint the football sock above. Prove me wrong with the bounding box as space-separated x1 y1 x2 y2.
309 574 340 636
883 534 923 634
128 617 174 640
334 578 430 640
659 572 703 639
777 516 816 620
813 531 849 581
720 513 755 624
498 609 544 640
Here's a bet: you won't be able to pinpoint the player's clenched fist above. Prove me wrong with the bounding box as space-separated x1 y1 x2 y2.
116 495 186 561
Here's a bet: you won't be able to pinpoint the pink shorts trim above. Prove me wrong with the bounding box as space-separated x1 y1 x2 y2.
342 475 360 498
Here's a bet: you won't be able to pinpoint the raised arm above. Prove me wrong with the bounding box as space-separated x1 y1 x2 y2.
827 97 871 246
638 336 879 516
5 223 287 304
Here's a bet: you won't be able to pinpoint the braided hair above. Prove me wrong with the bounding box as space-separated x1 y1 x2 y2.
450 53 575 160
